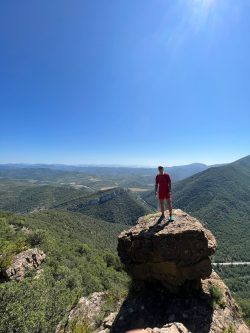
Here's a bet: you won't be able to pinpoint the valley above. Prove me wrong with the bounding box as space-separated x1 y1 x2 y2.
0 157 249 331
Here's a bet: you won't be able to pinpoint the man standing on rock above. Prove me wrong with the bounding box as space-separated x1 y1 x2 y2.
155 166 174 223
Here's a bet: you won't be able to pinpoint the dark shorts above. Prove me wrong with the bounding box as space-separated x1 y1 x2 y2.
158 191 171 200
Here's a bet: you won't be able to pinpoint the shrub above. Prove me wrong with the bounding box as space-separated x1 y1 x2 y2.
221 325 236 333
0 253 13 270
236 298 250 327
94 288 127 327
209 285 226 309
27 229 47 247
103 252 123 271
0 238 27 270
8 216 26 229
77 244 91 256
69 319 93 333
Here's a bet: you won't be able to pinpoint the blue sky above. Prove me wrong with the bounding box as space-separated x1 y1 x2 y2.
0 0 249 166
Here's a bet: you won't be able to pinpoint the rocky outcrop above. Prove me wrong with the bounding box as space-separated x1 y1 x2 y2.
1 248 45 281
72 188 127 210
111 210 249 333
56 210 249 333
118 209 217 289
55 292 120 333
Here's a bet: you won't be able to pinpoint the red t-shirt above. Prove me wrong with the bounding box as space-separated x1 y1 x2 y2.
155 173 171 193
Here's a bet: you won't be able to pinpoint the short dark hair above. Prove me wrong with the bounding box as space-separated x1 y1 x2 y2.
158 166 164 170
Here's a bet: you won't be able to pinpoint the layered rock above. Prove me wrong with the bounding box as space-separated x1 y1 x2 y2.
1 248 46 281
118 209 217 288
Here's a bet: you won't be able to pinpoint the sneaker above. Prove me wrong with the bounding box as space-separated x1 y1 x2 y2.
157 214 165 224
169 215 174 222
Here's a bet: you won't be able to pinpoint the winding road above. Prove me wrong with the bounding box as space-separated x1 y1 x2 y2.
212 262 250 266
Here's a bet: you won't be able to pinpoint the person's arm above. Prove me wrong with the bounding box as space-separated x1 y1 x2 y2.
155 176 158 196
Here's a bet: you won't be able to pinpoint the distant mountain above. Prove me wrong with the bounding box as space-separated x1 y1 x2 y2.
55 187 153 225
0 168 117 192
164 163 208 181
0 162 210 189
173 155 250 214
0 167 89 182
142 155 250 262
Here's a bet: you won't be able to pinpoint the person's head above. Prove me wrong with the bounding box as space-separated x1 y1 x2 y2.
158 166 164 175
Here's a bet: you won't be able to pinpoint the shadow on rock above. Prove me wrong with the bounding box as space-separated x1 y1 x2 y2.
110 281 213 333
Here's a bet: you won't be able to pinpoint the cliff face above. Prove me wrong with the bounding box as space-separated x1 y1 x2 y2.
118 209 216 290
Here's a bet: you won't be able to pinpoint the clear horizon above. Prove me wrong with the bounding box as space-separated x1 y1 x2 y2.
1 1 250 166
0 153 248 168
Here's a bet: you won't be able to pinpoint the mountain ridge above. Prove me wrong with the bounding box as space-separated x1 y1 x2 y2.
55 187 153 225
142 155 250 262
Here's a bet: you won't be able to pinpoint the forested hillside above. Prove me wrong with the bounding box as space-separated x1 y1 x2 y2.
0 181 153 225
215 264 250 326
142 155 250 262
0 210 129 333
55 187 153 225
173 155 250 262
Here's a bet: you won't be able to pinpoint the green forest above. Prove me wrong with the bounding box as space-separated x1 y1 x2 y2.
214 264 250 326
0 157 249 332
0 210 129 333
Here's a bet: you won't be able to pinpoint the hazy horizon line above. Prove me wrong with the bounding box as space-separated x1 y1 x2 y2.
0 161 223 168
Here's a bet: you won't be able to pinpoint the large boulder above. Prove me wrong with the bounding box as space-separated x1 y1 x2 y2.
2 248 46 281
118 209 217 287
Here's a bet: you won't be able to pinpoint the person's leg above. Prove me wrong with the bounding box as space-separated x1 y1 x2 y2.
159 199 165 216
167 197 172 217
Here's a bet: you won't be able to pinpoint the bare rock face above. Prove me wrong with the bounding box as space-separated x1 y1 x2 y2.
2 248 46 281
55 292 110 333
118 209 217 288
